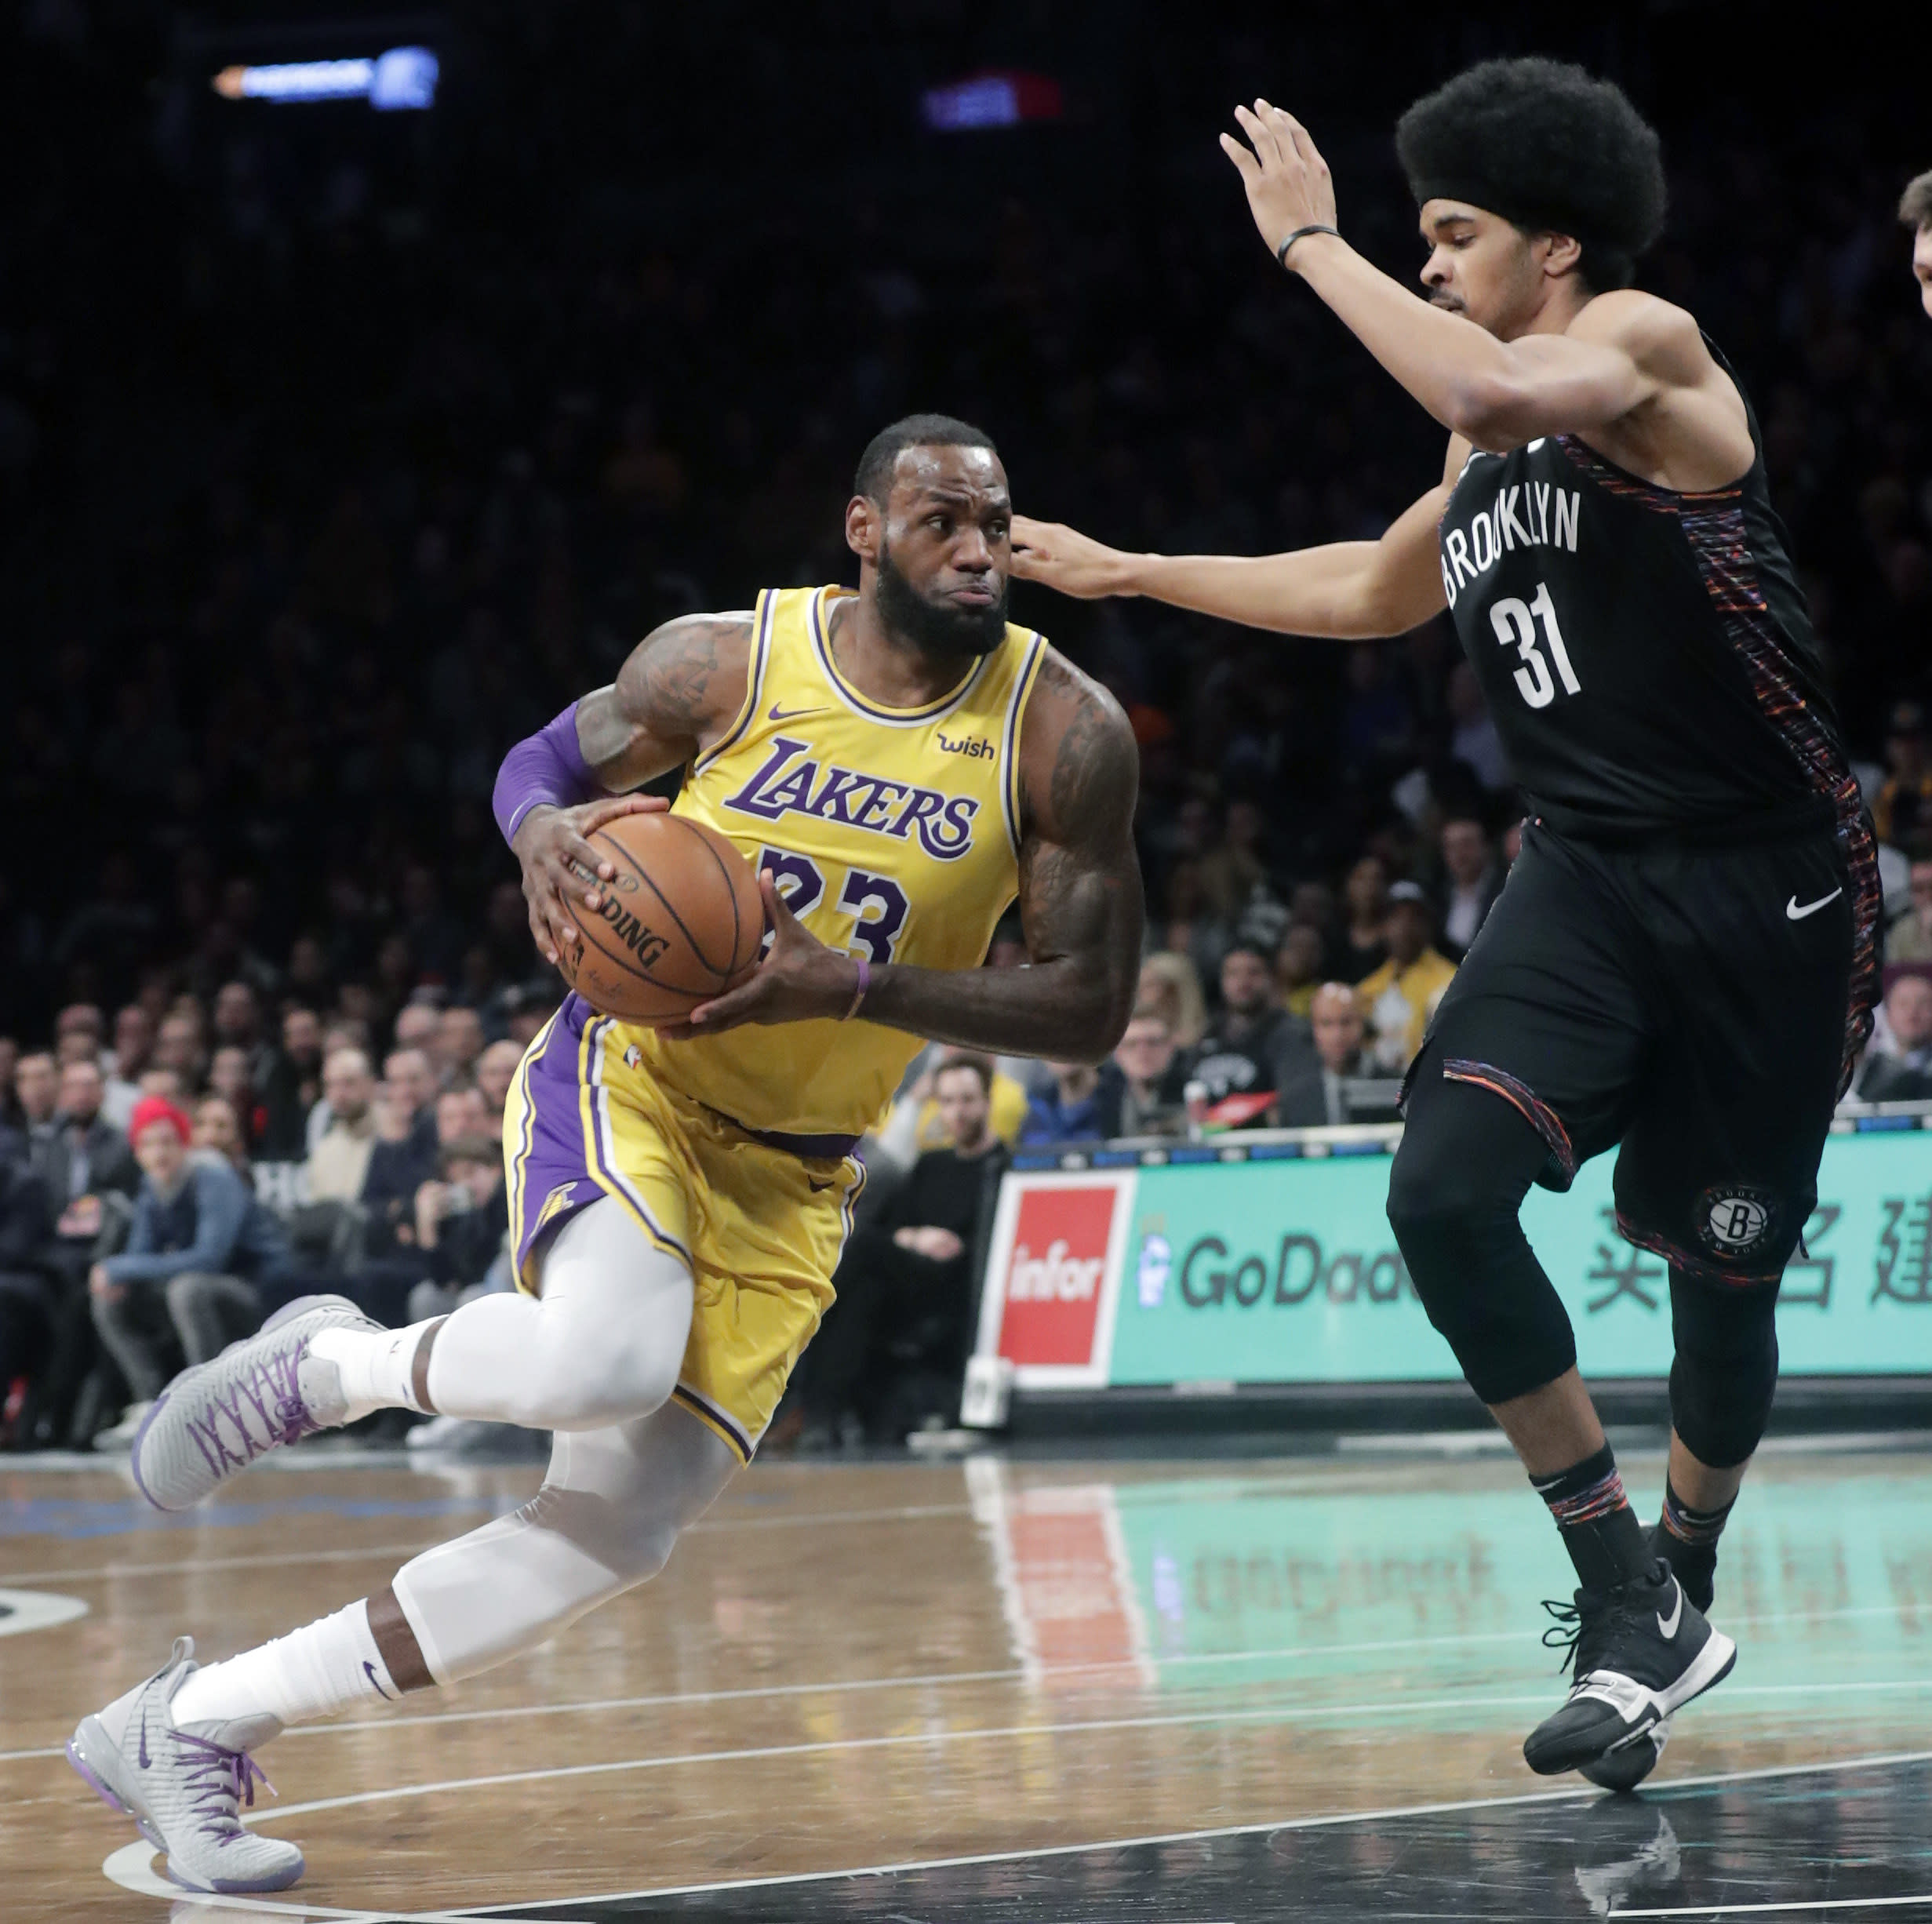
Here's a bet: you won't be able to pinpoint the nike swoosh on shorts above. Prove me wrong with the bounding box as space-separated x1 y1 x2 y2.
1785 888 1843 921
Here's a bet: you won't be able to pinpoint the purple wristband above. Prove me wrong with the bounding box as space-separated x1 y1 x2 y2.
493 703 602 846
839 955 871 1021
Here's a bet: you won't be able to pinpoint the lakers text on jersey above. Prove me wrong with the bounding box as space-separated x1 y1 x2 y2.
502 585 1046 1457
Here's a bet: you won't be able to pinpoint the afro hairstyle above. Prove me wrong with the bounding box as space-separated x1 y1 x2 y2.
1395 57 1666 291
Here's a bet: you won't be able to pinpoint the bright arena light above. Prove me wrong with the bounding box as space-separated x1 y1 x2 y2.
211 45 439 111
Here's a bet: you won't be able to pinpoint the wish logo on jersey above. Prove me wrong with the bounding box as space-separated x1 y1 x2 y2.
724 733 981 860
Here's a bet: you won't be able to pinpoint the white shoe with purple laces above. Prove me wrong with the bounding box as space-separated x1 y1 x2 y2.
130 1294 382 1512
67 1638 303 1893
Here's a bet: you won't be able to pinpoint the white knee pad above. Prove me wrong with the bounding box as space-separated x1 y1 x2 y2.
391 1399 738 1683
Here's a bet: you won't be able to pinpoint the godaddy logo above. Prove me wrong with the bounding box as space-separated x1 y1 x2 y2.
1178 1233 1412 1308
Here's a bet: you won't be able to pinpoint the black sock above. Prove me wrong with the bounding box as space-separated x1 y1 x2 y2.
1531 1442 1654 1591
1655 1477 1731 1609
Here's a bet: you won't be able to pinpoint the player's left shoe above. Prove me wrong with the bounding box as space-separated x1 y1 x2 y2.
67 1637 301 1893
129 1294 381 1511
1523 1561 1734 1777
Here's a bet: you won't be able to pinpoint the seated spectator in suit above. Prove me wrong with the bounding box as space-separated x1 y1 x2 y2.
307 1048 380 1203
1113 1013 1188 1137
384 1047 440 1153
1355 884 1457 1073
1887 859 1932 965
1439 816 1503 962
47 1060 141 1236
800 1054 1008 1446
1857 969 1932 1101
1021 1060 1126 1144
1279 984 1378 1127
89 1097 293 1445
15 1052 61 1194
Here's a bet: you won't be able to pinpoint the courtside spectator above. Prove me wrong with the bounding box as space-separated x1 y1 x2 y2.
475 1039 522 1129
89 1096 292 1449
1135 951 1208 1050
1439 817 1503 962
411 1137 510 1294
1857 969 1932 1101
1275 924 1326 1019
307 1049 380 1204
208 1046 265 1151
435 1085 491 1146
48 1061 140 1231
801 1055 1007 1446
435 1006 486 1092
1357 884 1457 1074
1112 1013 1188 1136
1021 1059 1126 1144
15 1053 60 1194
152 1012 206 1092
1873 702 1932 850
260 1007 325 1160
193 1096 253 1180
1184 943 1308 1129
0 1157 54 1446
1338 857 1392 984
212 980 272 1089
393 1003 440 1054
1887 859 1932 962
102 1005 152 1131
1279 984 1376 1127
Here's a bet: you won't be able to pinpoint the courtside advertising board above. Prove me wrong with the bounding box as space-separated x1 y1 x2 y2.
971 1127 1932 1395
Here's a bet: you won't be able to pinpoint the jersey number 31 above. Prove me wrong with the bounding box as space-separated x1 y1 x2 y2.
1490 582 1581 710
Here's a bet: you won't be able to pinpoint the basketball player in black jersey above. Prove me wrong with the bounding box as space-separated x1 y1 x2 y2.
1015 58 1879 1789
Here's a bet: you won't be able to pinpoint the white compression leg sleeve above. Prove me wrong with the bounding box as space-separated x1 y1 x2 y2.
319 1195 696 1432
391 1398 740 1682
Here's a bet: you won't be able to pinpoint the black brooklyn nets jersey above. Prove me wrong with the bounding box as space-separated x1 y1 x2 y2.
1437 350 1854 842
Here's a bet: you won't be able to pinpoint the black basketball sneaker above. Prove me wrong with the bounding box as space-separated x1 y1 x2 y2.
1577 1528 1722 1792
1524 1560 1735 1778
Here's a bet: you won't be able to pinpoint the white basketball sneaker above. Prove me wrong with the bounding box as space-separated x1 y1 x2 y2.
67 1638 302 1894
130 1295 382 1511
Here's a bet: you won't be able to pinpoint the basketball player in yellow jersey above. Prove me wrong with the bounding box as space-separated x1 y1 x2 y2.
69 415 1143 1894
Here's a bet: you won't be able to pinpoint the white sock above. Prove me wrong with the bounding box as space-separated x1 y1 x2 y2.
171 1601 406 1746
307 1320 439 1421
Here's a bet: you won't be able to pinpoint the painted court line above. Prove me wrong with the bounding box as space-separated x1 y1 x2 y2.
97 1748 1932 1918
12 1598 1930 1765
1616 1897 1932 1919
245 1689 1932 1825
403 1746 1932 1916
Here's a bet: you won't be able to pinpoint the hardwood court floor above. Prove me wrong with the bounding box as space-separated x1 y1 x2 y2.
6 1437 1932 1922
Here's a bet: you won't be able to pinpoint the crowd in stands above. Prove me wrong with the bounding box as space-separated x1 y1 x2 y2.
1 15 1927 1446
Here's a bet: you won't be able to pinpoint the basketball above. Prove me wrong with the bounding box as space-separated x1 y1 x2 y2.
558 810 764 1023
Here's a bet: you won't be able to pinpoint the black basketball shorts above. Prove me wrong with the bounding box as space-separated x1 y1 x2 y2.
1406 817 1875 1286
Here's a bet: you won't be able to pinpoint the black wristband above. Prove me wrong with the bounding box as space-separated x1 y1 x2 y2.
1275 224 1340 267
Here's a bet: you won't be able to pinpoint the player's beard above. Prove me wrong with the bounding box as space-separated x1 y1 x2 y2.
875 542 1008 660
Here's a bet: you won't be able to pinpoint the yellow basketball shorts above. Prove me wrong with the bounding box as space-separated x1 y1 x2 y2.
502 995 864 1460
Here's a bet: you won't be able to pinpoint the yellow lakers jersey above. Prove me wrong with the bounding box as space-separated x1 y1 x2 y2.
624 584 1046 1137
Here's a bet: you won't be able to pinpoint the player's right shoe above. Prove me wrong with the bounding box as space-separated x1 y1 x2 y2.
1523 1560 1734 1778
67 1637 302 1893
1579 1527 1719 1793
129 1295 382 1511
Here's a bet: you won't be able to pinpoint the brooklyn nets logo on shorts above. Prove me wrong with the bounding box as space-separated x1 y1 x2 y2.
1697 1186 1777 1258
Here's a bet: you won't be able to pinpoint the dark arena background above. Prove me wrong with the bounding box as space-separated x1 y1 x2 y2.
5 5 1932 1922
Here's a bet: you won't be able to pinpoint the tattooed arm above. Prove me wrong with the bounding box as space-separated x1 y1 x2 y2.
674 649 1145 1064
509 613 753 962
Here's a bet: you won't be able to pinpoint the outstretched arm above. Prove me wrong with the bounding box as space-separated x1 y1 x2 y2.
1223 100 1747 464
668 652 1145 1064
1013 464 1452 640
497 613 753 964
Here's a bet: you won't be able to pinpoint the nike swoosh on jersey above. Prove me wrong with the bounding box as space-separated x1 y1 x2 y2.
1657 1580 1684 1640
1785 888 1843 921
768 704 824 722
